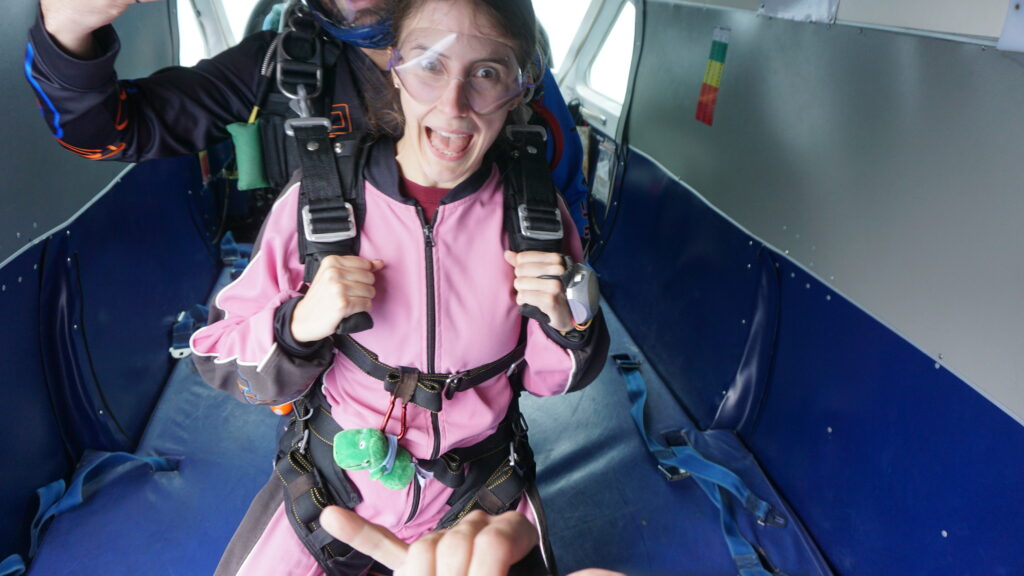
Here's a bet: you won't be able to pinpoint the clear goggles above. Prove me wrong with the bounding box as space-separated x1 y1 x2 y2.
389 29 532 115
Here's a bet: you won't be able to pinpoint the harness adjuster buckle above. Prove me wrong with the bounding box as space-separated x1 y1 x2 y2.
505 124 548 143
302 203 357 243
517 204 563 241
443 371 469 400
295 429 310 454
276 29 323 101
284 116 332 137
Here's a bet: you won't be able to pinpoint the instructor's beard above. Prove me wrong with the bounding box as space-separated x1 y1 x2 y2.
321 0 398 27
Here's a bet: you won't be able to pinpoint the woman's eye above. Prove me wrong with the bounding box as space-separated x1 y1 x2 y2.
418 57 445 75
474 66 500 81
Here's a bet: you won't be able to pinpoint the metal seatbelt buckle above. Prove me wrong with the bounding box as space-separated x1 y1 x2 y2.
612 353 642 370
657 463 692 482
517 204 563 241
757 508 788 528
302 203 357 243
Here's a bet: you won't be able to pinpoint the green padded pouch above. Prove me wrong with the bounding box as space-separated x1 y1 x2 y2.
226 120 270 190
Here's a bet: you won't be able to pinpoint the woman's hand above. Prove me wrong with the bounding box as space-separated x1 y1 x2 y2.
291 255 384 343
504 251 574 333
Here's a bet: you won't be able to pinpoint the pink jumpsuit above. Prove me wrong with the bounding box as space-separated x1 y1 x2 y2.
191 157 606 575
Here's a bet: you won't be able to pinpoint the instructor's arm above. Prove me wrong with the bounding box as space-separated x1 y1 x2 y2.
40 0 161 58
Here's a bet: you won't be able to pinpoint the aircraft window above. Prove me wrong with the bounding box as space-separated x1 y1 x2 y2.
587 1 635 104
534 0 594 72
177 0 259 66
177 0 206 66
221 0 261 43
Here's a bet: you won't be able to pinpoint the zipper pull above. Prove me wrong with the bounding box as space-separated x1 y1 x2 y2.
415 205 435 247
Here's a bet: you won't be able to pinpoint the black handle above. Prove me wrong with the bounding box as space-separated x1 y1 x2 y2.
519 304 551 325
336 311 374 334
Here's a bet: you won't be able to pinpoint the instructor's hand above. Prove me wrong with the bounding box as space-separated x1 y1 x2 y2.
40 0 162 58
291 255 384 343
319 506 625 576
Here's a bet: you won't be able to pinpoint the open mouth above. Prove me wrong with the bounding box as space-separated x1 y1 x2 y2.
426 127 473 161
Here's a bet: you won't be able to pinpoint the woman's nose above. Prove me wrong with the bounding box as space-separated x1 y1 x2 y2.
436 77 471 116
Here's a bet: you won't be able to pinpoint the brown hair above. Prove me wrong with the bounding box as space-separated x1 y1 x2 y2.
391 0 539 80
366 0 540 138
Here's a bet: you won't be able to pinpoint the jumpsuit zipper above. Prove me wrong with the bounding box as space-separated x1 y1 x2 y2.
406 206 440 525
417 207 443 461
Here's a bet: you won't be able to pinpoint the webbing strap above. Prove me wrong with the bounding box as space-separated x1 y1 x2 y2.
275 389 371 574
616 355 785 576
22 451 176 565
417 401 522 489
335 335 526 412
504 126 564 253
0 555 25 576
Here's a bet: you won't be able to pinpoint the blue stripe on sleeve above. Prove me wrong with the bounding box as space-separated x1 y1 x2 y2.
24 42 64 139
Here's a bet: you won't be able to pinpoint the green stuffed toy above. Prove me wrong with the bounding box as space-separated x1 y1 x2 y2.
333 428 414 490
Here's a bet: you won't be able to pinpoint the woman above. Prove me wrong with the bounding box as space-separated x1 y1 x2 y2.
191 0 608 574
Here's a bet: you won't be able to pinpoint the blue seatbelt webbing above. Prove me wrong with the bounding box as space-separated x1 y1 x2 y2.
617 354 784 576
20 451 177 568
0 554 26 576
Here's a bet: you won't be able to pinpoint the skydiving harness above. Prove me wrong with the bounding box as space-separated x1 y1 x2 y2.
254 7 569 574
276 381 538 574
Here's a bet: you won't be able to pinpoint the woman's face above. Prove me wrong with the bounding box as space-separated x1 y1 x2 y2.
392 0 523 188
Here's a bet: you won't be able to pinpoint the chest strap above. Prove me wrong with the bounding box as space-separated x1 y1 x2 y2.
334 335 526 412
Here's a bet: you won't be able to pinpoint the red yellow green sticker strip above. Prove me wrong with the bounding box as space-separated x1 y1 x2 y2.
696 27 731 126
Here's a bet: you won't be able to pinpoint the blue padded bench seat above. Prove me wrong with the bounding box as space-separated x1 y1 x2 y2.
27 273 815 575
29 269 281 575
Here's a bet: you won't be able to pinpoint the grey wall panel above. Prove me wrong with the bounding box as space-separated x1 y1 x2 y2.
2 2 177 266
629 1 1024 422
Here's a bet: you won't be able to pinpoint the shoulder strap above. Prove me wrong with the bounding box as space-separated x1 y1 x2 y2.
502 121 565 324
272 6 373 333
503 124 565 254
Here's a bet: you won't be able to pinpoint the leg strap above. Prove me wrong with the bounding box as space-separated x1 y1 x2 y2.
275 387 375 576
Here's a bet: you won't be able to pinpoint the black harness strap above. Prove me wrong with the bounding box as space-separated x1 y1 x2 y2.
417 401 523 488
277 11 373 334
276 388 535 557
504 125 564 254
291 122 363 282
435 394 534 530
275 388 373 575
334 334 526 412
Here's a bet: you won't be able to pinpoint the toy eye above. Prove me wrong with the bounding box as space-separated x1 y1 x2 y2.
359 441 366 449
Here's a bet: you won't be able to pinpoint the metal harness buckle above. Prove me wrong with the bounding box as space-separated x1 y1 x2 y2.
505 124 548 144
301 203 357 243
443 371 469 400
283 115 332 137
517 204 563 241
276 28 323 101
